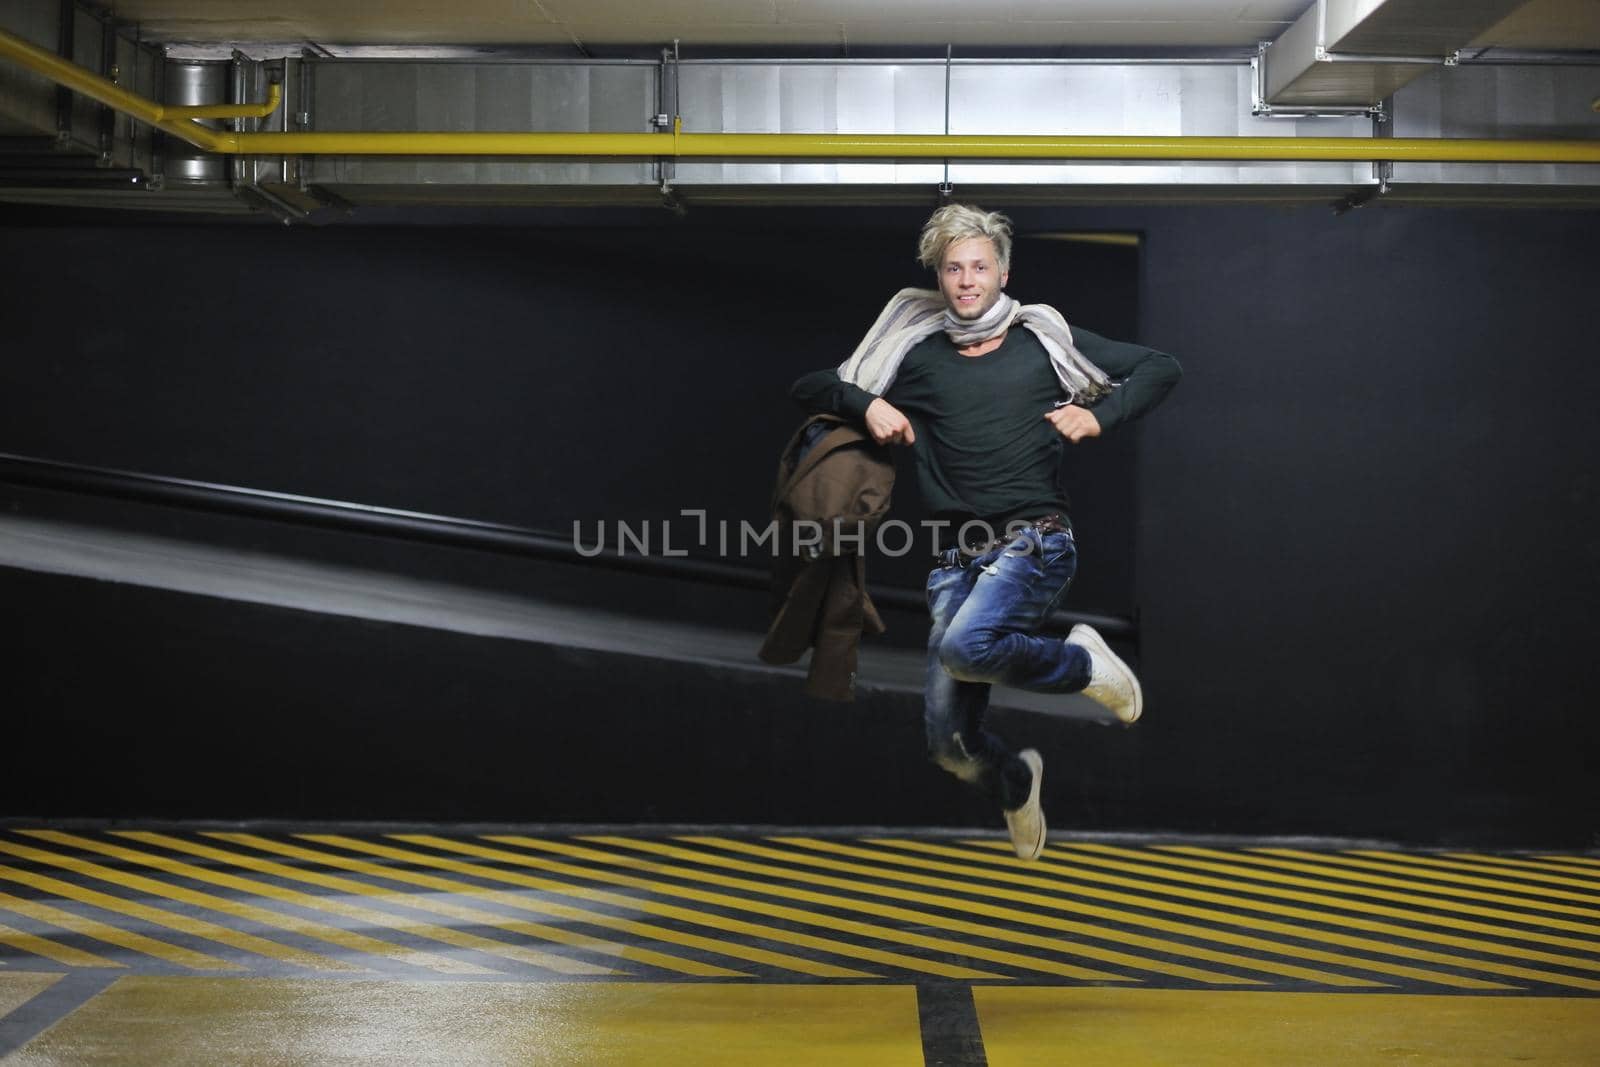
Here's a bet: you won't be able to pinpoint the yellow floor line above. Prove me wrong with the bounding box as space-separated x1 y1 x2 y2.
1440 854 1600 893
979 844 1600 991
1343 851 1600 903
193 833 741 979
1465 857 1600 883
0 916 122 969
1538 855 1600 870
52 832 612 979
0 869 245 972
599 836 1285 987
1169 847 1600 942
0 840 468 976
451 834 1041 981
1232 849 1600 924
378 834 1009 982
1067 844 1600 970
952 842 1600 991
300 835 883 981
492 835 1139 984
16 977 934 1064
1507 856 1600 878
971 986 1600 1064
693 836 1382 988
825 839 1510 992
0 890 228 971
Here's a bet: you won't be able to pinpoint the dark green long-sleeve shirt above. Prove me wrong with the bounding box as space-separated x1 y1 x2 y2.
790 325 1181 527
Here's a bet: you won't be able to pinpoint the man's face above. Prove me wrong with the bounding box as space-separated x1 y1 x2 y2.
938 236 1009 320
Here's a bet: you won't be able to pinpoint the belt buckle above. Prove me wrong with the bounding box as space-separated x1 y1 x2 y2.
1033 514 1068 536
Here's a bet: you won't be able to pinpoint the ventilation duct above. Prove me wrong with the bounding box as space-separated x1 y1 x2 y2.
1263 0 1531 107
162 61 226 185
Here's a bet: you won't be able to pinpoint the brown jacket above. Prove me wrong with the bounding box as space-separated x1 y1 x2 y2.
758 415 895 701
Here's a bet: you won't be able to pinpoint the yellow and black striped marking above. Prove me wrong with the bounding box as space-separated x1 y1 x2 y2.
1 830 1599 990
2 830 1598 1064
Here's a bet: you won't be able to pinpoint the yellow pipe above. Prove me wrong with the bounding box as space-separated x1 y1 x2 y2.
164 81 281 121
228 130 1600 163
0 26 242 151
4 26 1598 165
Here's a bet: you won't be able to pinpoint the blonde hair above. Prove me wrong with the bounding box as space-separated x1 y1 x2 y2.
917 204 1013 274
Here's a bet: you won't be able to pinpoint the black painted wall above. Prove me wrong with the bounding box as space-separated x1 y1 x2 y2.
0 216 1139 613
4 201 1598 845
1126 203 1600 845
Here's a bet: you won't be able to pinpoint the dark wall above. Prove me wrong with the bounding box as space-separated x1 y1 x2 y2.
4 201 1598 845
1125 203 1600 845
0 215 1140 613
3 567 1004 828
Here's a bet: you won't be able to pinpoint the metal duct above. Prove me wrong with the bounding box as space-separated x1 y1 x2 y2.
1264 0 1529 107
162 60 226 184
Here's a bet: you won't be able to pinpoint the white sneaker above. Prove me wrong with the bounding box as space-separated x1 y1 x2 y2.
1003 749 1046 861
1069 623 1144 724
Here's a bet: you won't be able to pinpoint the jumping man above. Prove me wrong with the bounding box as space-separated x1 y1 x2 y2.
790 204 1181 859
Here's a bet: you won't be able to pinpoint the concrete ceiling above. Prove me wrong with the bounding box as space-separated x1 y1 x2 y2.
104 0 1319 51
1471 0 1600 49
95 0 1600 57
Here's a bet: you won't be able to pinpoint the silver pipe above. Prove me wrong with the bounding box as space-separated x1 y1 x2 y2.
680 56 1249 66
1258 108 1377 118
279 57 290 186
1318 49 1451 65
164 51 1250 68
166 50 662 65
1456 50 1600 67
942 44 952 192
229 49 245 186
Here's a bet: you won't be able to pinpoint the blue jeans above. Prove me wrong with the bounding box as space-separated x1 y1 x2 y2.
924 526 1091 810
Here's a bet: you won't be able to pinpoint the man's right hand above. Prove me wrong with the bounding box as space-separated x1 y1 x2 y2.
865 398 916 446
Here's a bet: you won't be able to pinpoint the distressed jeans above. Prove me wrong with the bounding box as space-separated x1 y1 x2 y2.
924 525 1092 810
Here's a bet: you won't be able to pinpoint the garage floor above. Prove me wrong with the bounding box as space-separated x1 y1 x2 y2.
1 828 1597 1064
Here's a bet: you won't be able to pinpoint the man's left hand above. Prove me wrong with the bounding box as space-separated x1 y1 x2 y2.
1045 405 1102 443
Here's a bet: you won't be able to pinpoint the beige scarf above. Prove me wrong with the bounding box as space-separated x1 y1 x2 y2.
836 287 1112 403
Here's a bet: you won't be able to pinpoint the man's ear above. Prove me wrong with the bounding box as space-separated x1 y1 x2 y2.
1001 270 1010 288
